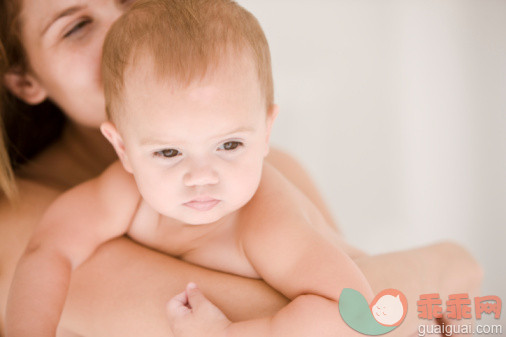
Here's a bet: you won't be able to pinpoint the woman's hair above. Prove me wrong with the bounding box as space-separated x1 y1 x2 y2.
0 0 65 199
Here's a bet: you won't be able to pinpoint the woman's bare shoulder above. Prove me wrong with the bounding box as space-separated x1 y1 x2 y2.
0 178 62 222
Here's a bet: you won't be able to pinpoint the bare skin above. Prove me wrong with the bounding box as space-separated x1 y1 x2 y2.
0 0 481 335
0 126 286 331
0 122 482 337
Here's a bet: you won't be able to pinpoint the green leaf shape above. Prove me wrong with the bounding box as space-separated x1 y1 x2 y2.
339 288 397 336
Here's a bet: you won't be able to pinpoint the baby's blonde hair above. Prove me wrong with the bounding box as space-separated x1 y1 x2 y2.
102 0 274 122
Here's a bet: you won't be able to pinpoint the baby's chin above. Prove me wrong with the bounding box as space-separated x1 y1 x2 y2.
182 217 222 226
171 206 236 226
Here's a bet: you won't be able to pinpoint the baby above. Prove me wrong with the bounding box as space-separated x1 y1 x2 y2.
6 0 373 336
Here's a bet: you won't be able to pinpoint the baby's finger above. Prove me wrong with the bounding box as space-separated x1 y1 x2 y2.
167 290 191 320
185 282 209 313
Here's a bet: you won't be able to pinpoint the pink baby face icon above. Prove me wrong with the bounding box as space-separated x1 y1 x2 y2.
370 289 408 327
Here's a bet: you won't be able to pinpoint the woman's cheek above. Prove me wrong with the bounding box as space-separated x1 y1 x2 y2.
38 50 107 126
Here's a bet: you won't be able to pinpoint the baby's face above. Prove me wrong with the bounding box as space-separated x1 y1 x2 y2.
113 56 276 225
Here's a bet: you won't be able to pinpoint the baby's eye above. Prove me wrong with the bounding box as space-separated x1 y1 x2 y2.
63 18 92 38
218 141 243 151
154 149 181 158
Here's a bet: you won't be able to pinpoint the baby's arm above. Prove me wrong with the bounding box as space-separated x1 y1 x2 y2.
168 166 373 337
5 162 139 337
169 223 372 337
230 201 372 337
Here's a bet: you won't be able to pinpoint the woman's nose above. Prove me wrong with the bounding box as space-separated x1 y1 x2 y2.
100 1 128 31
115 0 135 12
183 164 219 187
109 0 135 23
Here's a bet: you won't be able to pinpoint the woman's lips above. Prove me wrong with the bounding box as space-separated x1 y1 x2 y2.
183 198 220 211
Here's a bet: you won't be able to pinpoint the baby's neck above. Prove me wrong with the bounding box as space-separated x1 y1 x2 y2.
159 210 240 249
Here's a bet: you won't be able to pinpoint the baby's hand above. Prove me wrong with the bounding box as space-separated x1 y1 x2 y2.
167 283 231 337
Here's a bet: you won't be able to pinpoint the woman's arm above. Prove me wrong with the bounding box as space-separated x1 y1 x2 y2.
1 150 481 337
266 149 482 336
61 237 288 337
0 180 288 337
354 241 482 337
1 197 480 337
60 237 481 337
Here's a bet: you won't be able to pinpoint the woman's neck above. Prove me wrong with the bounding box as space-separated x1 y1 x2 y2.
16 121 117 191
61 121 117 170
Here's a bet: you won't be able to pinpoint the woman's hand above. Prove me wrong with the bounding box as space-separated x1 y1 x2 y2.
167 283 231 337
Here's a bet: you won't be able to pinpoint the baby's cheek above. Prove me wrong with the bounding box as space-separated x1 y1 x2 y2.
136 171 175 205
230 164 261 202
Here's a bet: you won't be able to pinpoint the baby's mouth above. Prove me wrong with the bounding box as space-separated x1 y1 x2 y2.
183 198 221 211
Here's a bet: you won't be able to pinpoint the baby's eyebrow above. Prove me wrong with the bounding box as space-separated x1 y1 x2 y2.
140 127 255 146
41 5 85 37
213 126 255 139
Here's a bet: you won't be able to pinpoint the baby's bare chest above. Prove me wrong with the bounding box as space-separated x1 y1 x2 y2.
126 202 260 279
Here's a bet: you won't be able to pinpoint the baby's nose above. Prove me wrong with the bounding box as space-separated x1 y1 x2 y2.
183 164 219 187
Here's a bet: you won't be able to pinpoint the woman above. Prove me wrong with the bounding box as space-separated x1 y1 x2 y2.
0 0 482 336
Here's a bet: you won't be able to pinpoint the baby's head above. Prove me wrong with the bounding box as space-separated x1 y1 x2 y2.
100 0 277 225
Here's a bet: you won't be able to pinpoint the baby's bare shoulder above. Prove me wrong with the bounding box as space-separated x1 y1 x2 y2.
22 161 141 266
36 161 139 238
237 162 337 249
49 161 134 209
94 161 138 200
238 163 313 235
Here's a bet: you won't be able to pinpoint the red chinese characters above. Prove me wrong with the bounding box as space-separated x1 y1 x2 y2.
417 294 502 320
446 294 472 319
475 296 502 319
418 293 443 319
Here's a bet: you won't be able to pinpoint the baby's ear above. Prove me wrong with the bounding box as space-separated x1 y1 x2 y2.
100 122 134 173
3 69 48 105
264 104 279 156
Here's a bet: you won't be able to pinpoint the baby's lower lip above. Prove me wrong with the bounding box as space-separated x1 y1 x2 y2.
184 199 220 211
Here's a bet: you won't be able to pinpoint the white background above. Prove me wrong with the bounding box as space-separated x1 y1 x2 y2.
238 0 506 328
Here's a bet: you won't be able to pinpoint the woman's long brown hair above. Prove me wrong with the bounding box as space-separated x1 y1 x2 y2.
0 0 65 199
